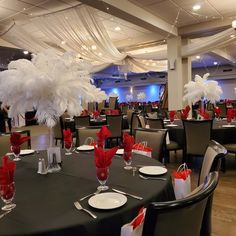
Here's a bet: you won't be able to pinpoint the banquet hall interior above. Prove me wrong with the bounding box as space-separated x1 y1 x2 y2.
0 0 236 236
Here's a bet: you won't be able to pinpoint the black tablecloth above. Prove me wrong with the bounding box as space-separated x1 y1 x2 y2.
0 152 174 236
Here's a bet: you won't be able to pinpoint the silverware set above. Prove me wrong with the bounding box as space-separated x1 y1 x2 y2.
74 201 97 219
79 189 101 201
0 210 11 220
139 174 167 181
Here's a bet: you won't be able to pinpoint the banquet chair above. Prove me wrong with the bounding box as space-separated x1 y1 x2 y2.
216 102 227 118
106 115 122 146
126 109 134 126
74 115 90 128
97 100 106 111
76 126 106 147
183 119 213 167
134 128 167 161
142 172 219 236
147 118 164 129
137 115 146 128
0 130 31 156
130 112 140 135
108 96 117 109
146 112 157 119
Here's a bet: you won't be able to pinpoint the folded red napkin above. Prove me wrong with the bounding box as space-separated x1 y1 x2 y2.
132 143 152 152
80 109 89 116
169 111 176 122
198 108 209 120
213 107 221 117
173 168 191 180
93 111 100 119
227 109 233 123
94 146 118 168
111 109 120 115
0 156 16 185
130 207 146 230
181 105 190 120
96 125 111 141
123 132 134 152
10 132 30 146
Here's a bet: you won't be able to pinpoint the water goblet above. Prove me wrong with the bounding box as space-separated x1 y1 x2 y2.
96 167 109 191
11 145 21 161
64 141 72 155
0 182 16 211
123 151 133 170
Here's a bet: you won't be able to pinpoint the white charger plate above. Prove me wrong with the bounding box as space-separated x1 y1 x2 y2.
222 124 235 128
165 124 178 127
20 149 35 155
139 166 167 176
88 192 127 210
77 145 94 151
116 149 124 155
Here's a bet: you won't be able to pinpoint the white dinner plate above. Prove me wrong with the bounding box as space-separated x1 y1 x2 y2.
116 149 124 155
20 149 35 155
222 124 235 128
165 124 178 127
139 166 167 176
77 145 94 151
88 192 127 210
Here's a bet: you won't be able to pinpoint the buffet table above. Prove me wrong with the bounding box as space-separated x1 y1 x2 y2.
0 151 174 236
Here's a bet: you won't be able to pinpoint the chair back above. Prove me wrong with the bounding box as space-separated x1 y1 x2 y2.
97 100 105 111
130 112 140 135
216 102 227 118
53 118 63 139
144 104 152 113
108 97 117 109
142 172 219 236
146 112 157 119
183 119 213 156
88 102 95 112
147 118 164 129
76 126 105 146
121 104 128 115
199 140 227 186
137 115 146 128
134 128 167 160
74 116 90 128
0 130 31 156
126 109 134 126
106 115 122 138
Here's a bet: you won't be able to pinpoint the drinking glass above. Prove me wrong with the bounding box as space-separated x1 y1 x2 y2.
96 167 109 191
11 145 21 161
123 151 132 170
64 141 72 155
97 140 105 149
0 182 16 211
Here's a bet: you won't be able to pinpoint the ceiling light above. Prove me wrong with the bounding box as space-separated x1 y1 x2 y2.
232 20 236 29
23 8 26 10
98 52 103 56
115 26 121 31
213 61 218 65
192 4 201 11
91 45 97 50
196 55 201 59
61 41 66 45
106 7 109 10
230 34 235 38
23 50 29 55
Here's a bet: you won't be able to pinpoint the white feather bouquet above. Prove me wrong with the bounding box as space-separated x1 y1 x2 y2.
183 73 222 104
126 94 133 102
0 50 107 127
137 92 146 101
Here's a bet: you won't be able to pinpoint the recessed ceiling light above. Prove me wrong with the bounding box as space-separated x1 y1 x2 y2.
91 45 97 50
192 4 201 11
114 26 121 31
213 61 218 65
196 55 201 59
106 7 109 10
98 52 103 56
61 41 66 45
23 8 26 10
230 34 235 38
23 50 29 55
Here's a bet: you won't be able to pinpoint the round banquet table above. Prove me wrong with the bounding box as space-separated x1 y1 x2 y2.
0 151 174 236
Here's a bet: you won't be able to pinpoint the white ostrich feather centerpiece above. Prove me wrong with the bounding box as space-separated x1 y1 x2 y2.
183 73 222 104
137 92 146 101
126 94 133 102
0 50 107 127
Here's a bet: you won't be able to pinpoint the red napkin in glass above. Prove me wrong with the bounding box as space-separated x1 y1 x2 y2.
80 109 89 116
227 109 233 123
181 105 190 120
63 129 72 143
111 109 119 115
198 108 210 120
123 132 134 152
94 146 118 168
10 132 30 146
169 111 176 122
0 156 16 185
96 126 111 141
214 107 221 117
93 111 100 119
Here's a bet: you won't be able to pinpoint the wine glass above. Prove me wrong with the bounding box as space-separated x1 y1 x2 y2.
64 141 72 155
0 182 16 211
11 145 21 161
96 167 109 191
123 151 132 170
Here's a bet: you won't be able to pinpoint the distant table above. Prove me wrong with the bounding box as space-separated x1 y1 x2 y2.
0 152 174 236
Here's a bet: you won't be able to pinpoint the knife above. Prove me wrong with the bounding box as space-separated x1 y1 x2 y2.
112 188 143 200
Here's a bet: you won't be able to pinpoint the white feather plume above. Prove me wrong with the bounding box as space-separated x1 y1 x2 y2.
126 94 133 102
137 92 146 101
0 50 107 127
183 73 222 104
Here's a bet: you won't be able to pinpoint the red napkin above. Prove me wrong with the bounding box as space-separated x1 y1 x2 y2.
105 109 111 115
227 109 233 123
63 129 72 148
80 109 89 116
93 111 100 119
225 99 232 106
181 105 190 120
111 109 120 115
0 156 16 185
130 207 146 230
10 132 30 146
214 107 221 117
198 108 210 120
173 169 191 180
94 146 118 168
123 132 134 152
96 126 111 141
169 111 176 122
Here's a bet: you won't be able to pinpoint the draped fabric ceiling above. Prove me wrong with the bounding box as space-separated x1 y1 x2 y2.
2 5 236 74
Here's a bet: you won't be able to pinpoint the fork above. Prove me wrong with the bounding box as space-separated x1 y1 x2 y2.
79 189 101 201
0 210 11 220
74 201 97 219
139 174 167 181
